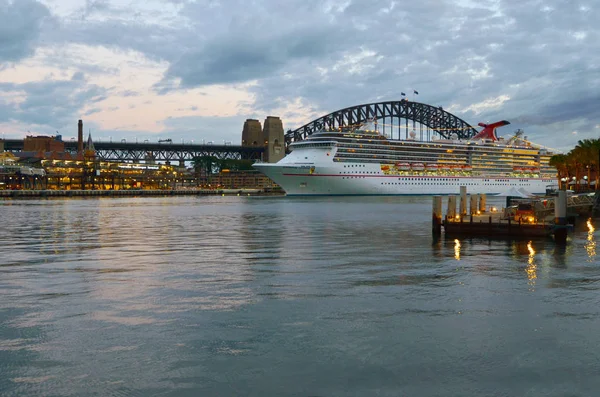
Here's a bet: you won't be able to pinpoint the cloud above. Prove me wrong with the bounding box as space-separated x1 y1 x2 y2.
159 115 247 144
119 90 140 97
0 0 597 153
0 0 51 63
0 72 107 129
513 94 600 127
158 25 348 91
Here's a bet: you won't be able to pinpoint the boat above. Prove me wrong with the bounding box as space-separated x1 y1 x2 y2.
425 164 439 171
253 120 557 196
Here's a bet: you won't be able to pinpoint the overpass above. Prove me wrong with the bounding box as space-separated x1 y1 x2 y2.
3 139 263 163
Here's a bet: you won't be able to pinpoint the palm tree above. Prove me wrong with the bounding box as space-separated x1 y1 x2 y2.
549 154 569 188
574 139 598 190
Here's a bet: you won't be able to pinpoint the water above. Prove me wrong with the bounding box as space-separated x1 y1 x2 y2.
0 196 599 397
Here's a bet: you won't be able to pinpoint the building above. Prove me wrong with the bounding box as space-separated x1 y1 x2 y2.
23 135 65 153
0 152 45 190
241 116 284 163
41 159 179 190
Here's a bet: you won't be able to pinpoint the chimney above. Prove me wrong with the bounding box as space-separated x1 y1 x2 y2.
78 120 83 153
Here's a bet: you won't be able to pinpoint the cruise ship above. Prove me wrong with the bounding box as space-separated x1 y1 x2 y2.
253 120 557 196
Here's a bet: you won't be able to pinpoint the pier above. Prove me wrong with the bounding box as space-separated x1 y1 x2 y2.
433 186 573 243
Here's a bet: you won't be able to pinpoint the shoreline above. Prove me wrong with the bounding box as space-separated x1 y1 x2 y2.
0 188 284 198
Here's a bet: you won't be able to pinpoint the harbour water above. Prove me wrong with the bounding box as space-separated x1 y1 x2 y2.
1 196 599 396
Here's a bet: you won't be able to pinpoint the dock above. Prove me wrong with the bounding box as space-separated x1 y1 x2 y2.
432 186 572 243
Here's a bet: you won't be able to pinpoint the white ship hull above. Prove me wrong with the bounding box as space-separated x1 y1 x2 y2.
255 163 554 196
254 122 558 196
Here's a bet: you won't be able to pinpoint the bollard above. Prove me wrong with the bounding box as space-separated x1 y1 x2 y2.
459 186 467 216
432 196 442 236
554 190 568 244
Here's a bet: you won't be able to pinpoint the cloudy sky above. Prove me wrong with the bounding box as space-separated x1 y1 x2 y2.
0 0 598 150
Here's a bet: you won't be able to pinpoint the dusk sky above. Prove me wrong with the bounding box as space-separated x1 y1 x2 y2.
0 0 598 150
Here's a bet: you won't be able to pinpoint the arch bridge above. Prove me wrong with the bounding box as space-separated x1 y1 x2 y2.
286 101 479 144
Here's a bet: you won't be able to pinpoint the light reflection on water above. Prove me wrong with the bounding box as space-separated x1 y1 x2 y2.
1 196 600 396
586 218 596 260
526 241 537 290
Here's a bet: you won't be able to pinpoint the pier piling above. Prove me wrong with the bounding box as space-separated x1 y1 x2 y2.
447 195 457 220
479 194 486 213
432 196 442 236
470 195 478 215
459 186 467 216
554 190 568 244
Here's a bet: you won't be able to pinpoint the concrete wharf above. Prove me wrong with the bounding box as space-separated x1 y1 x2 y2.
0 188 282 198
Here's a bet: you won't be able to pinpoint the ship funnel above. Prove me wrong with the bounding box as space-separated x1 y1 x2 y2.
472 120 510 141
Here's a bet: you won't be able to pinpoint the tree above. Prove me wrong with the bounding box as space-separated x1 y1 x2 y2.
192 155 219 185
549 154 569 186
574 138 600 190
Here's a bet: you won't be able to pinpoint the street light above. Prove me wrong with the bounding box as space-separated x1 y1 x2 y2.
561 177 567 191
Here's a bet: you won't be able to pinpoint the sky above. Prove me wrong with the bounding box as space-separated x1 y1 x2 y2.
0 0 598 150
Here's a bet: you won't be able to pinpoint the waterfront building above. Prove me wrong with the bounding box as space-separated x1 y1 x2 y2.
41 159 179 190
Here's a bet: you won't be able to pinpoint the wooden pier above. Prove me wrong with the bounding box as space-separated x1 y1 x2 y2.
432 187 572 243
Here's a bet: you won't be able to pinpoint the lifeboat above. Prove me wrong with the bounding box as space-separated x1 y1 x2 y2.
462 165 473 172
439 164 451 171
513 166 523 172
531 167 540 173
381 165 390 171
411 163 425 171
396 162 411 171
425 164 439 171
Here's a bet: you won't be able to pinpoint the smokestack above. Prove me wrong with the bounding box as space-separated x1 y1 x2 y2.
78 120 83 153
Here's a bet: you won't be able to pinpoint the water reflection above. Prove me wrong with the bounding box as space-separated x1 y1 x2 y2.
3 196 600 396
454 239 461 260
585 218 596 261
526 241 537 290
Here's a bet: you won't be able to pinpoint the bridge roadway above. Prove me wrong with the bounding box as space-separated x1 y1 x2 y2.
3 139 263 163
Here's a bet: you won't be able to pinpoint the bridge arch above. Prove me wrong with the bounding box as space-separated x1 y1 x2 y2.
286 100 479 143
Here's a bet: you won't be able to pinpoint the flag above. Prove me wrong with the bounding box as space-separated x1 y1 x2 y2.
414 90 419 95
401 92 406 96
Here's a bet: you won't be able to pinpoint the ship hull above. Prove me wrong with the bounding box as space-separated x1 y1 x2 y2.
254 163 554 196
